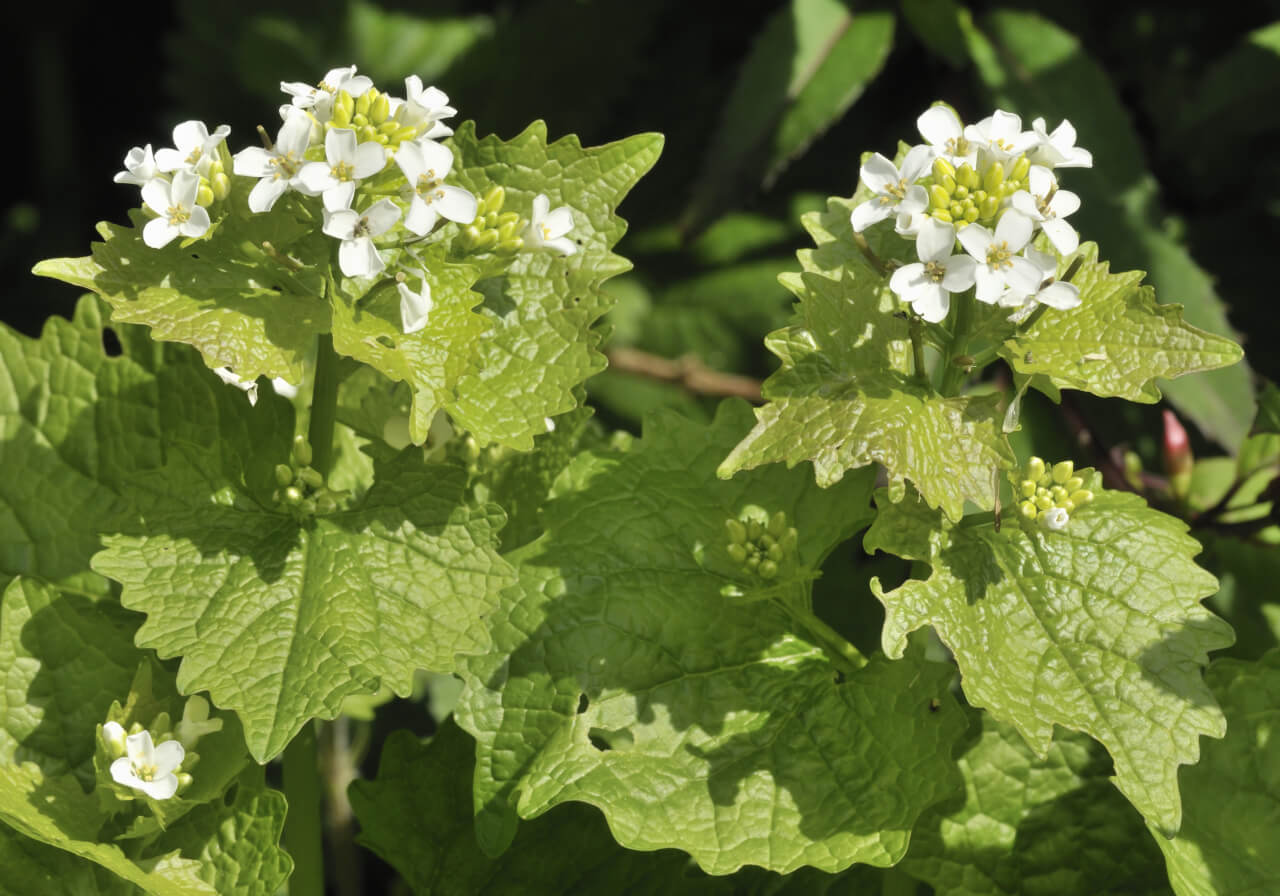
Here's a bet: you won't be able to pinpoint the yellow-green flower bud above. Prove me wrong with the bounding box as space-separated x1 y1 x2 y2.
1051 485 1068 503
745 555 760 571
779 528 798 552
1063 476 1081 492
963 205 980 223
1061 499 1075 512
726 519 747 544
1070 489 1093 505
196 182 215 207
979 195 1001 220
497 236 524 253
949 201 963 218
333 91 355 127
370 92 390 125
274 464 294 487
1010 155 1031 182
932 158 955 181
727 543 747 563
1019 500 1038 520
971 189 988 203
472 230 499 251
352 112 369 128
378 120 400 136
758 559 778 579
941 175 957 194
355 89 372 117
933 209 953 223
211 171 231 201
1052 460 1074 484
298 468 324 489
953 184 968 200
768 510 787 537
1035 494 1054 511
983 162 1005 194
759 534 776 551
480 185 505 215
391 125 420 145
957 163 980 190
766 543 784 563
1020 480 1036 499
929 184 951 210
300 498 317 516
746 520 763 541
284 486 304 505
1026 457 1046 482
293 436 312 466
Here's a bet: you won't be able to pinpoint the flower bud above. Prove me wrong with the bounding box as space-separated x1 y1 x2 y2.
196 182 215 208
1070 489 1093 506
1162 409 1193 500
979 195 1001 220
102 721 127 757
284 486 304 505
932 209 953 223
745 555 760 571
929 184 951 210
293 436 312 466
370 92 390 124
1065 477 1083 493
1020 480 1036 499
211 172 231 201
727 543 747 563
983 162 1005 194
1052 460 1074 484
962 205 980 223
333 91 355 127
726 519 747 544
316 493 337 515
746 520 762 541
298 467 324 489
177 772 194 794
1019 500 1038 520
355 89 372 117
1010 156 1031 183
766 543 784 563
758 559 778 579
274 464 294 487
497 219 521 242
932 158 955 181
480 185 506 215
957 163 980 190
1026 456 1046 482
1035 494 1053 511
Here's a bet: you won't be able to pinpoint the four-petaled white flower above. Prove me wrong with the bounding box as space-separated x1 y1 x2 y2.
1000 247 1081 320
281 65 373 120
1040 506 1070 531
298 128 387 207
957 210 1043 304
141 170 211 248
233 111 314 213
393 76 457 140
322 198 401 277
524 194 577 255
395 140 477 235
397 270 434 334
109 730 185 800
917 105 978 167
114 145 160 186
888 217 976 323
1028 117 1093 169
155 121 230 176
964 109 1033 161
1010 165 1081 255
850 146 931 233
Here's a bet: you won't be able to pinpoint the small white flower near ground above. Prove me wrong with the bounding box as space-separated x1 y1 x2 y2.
109 730 185 800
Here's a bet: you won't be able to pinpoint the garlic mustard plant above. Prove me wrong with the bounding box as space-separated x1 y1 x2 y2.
108 729 186 800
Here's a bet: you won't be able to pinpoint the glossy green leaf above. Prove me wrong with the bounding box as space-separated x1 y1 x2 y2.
1253 381 1280 436
1154 650 1280 895
903 712 1171 896
90 365 514 761
457 402 965 874
446 122 662 448
866 479 1233 836
1002 243 1242 403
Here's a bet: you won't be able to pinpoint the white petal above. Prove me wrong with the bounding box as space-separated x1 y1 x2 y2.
326 128 358 165
1024 247 1057 277
179 206 211 238
1004 256 1045 295
899 144 934 184
850 199 891 232
363 199 402 236
940 255 976 291
973 266 1005 304
918 105 963 146
103 721 126 742
1041 506 1070 531
280 80 315 101
341 75 373 97
234 146 274 177
125 731 156 764
1041 218 1079 255
912 284 951 323
957 223 993 259
298 161 337 194
532 193 550 222
143 218 180 248
423 121 455 140
271 378 299 399
323 208 358 240
248 177 289 214
415 140 454 176
340 237 384 277
110 756 140 788
394 141 425 180
351 141 387 179
1048 189 1080 218
890 262 925 299
1059 146 1093 169
153 147 188 173
545 237 577 256
542 206 574 238
171 120 209 153
916 217 955 262
404 196 439 236
152 740 186 776
1036 281 1081 310
899 184 929 217
1009 190 1042 222
398 282 433 334
434 186 477 224
860 153 900 194
138 773 179 800
141 179 171 215
1050 119 1077 148
1028 164 1055 197
278 111 314 155
323 182 356 213
994 210 1033 251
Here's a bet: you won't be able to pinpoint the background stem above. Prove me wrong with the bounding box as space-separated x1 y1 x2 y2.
940 293 974 396
282 724 325 896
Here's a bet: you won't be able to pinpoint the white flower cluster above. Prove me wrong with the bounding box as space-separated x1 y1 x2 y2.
115 65 581 347
850 105 1092 323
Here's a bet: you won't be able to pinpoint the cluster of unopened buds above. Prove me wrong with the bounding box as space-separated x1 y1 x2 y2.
113 64 580 360
1016 456 1094 531
725 510 798 580
273 436 347 518
99 696 222 801
851 104 1092 324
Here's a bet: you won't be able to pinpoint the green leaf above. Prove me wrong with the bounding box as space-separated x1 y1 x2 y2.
351 720 737 895
1253 380 1280 436
0 824 134 895
718 200 1014 519
0 578 280 896
456 402 965 874
865 480 1234 836
0 297 162 594
958 9 1255 447
1002 243 1242 403
1154 650 1280 895
446 122 662 448
349 3 493 84
1201 535 1280 663
684 1 894 230
91 365 515 760
34 197 330 384
899 0 968 67
902 712 1172 896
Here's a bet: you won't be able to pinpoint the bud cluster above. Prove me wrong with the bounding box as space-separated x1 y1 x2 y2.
725 510 798 580
1016 456 1094 531
273 435 347 518
98 694 221 802
458 186 526 255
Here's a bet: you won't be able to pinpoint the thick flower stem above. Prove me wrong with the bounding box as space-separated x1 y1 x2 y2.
781 602 868 680
282 724 325 896
939 292 974 396
307 333 341 478
909 316 929 385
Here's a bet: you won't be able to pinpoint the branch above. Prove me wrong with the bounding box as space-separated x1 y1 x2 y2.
606 347 763 402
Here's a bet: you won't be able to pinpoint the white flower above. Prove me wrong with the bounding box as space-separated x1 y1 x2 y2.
964 109 1034 161
917 105 978 167
175 695 223 749
1028 117 1093 169
322 198 401 277
392 76 457 140
524 194 577 255
233 110 313 213
1001 247 1081 319
114 145 160 187
298 128 386 206
1040 506 1070 531
141 171 211 248
395 140 477 235
888 217 975 323
850 146 931 232
957 210 1042 304
1010 165 1081 255
281 65 373 120
397 270 433 334
212 366 259 405
109 730 185 800
895 209 929 238
101 721 127 756
155 121 231 175
271 378 299 400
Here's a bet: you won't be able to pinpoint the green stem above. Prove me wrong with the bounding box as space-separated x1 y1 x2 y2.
307 332 341 478
784 603 868 678
909 316 929 385
939 292 974 396
282 724 325 896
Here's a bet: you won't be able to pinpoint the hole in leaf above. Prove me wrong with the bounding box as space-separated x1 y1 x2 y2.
587 727 633 752
833 669 845 685
223 782 239 807
929 698 941 713
101 327 122 357
376 335 396 349
588 729 612 752
576 693 589 714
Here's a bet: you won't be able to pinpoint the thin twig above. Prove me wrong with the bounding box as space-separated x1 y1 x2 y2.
606 347 763 402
